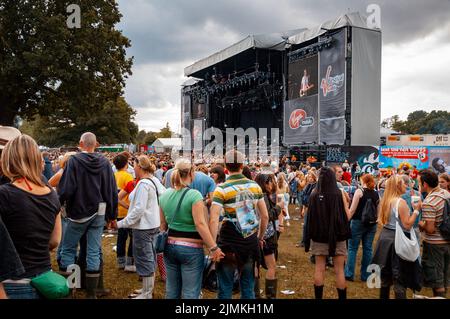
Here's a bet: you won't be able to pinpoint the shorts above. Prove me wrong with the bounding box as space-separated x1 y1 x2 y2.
132 229 158 277
422 241 450 289
262 235 278 256
311 240 347 256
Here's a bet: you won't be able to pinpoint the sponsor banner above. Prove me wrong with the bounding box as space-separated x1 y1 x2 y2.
326 146 379 174
378 146 429 170
283 95 318 145
192 99 206 119
320 117 345 145
386 134 450 147
429 146 450 174
319 29 346 119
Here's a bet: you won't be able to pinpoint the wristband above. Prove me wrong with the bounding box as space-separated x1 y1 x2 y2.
209 245 219 253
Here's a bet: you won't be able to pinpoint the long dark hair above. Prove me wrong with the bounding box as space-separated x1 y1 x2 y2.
307 167 350 256
255 172 277 195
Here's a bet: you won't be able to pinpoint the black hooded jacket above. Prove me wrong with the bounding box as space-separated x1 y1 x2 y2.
58 152 118 221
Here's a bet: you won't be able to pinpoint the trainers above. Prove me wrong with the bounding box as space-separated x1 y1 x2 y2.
124 265 137 272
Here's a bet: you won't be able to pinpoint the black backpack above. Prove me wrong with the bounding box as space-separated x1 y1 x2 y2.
437 195 450 240
361 191 378 226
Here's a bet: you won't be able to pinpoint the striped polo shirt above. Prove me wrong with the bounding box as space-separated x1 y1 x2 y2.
212 174 263 236
422 188 450 244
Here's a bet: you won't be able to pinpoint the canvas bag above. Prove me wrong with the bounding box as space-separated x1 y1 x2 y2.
394 198 420 262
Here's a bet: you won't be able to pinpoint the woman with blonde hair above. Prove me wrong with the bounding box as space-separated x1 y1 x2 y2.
116 155 160 299
372 174 421 299
0 135 62 299
277 172 290 226
159 158 224 299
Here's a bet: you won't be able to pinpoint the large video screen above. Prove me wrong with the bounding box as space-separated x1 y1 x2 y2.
287 54 318 101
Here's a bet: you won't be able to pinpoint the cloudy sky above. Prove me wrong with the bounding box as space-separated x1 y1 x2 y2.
116 0 450 133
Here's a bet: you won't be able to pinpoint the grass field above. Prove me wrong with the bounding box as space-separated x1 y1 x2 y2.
61 205 437 299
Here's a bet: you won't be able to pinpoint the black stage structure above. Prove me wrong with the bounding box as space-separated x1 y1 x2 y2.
182 12 382 163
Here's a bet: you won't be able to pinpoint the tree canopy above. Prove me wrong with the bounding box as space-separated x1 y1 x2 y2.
0 0 136 145
387 110 450 134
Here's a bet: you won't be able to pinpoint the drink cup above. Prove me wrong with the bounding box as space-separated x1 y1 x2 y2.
411 195 420 204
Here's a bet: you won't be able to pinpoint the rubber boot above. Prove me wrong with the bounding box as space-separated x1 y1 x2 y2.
133 276 154 299
380 286 390 299
265 279 278 299
96 266 111 298
337 288 347 300
85 273 100 299
314 285 324 299
254 278 262 299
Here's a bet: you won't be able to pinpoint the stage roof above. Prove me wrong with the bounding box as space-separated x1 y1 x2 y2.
184 12 378 78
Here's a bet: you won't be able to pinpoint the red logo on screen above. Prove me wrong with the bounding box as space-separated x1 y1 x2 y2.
289 109 314 129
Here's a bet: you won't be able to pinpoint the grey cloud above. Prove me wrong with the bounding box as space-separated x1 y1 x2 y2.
117 0 450 65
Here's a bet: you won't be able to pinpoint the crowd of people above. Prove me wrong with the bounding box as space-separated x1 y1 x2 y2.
0 127 449 300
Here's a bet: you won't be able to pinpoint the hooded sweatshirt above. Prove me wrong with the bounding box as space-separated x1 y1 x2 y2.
58 152 118 221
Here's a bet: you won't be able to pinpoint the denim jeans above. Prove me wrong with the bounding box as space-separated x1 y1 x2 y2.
216 258 255 299
59 214 105 272
3 282 40 299
117 219 133 266
56 216 68 267
164 243 205 299
345 220 377 281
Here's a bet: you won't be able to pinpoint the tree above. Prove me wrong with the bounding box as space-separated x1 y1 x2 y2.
388 110 450 134
0 0 133 130
21 97 138 147
158 122 173 138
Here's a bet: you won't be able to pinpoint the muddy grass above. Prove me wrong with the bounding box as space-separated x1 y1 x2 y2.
58 205 435 299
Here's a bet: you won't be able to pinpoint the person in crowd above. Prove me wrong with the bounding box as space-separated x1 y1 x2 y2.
438 173 450 192
159 158 224 299
287 165 298 204
304 167 351 299
0 215 25 299
297 171 318 248
255 172 284 299
58 132 118 299
163 166 175 188
372 175 421 299
344 174 380 282
410 165 419 190
400 174 422 240
333 165 345 189
342 167 352 186
210 165 226 185
342 160 350 171
0 126 22 185
48 152 76 269
112 151 135 178
41 151 54 181
209 150 269 299
115 156 160 299
277 172 290 226
0 135 62 299
190 169 216 213
113 154 135 271
48 152 77 188
242 165 253 180
295 171 307 213
154 162 164 183
417 169 450 298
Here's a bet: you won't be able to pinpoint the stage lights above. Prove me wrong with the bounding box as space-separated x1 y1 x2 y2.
287 36 333 63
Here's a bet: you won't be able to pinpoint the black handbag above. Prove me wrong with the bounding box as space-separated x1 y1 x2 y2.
155 188 190 253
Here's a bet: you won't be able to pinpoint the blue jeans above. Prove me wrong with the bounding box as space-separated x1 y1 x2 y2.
164 243 205 299
216 258 255 299
56 216 68 267
345 220 377 281
133 229 158 277
3 282 40 299
117 219 133 266
59 214 105 272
